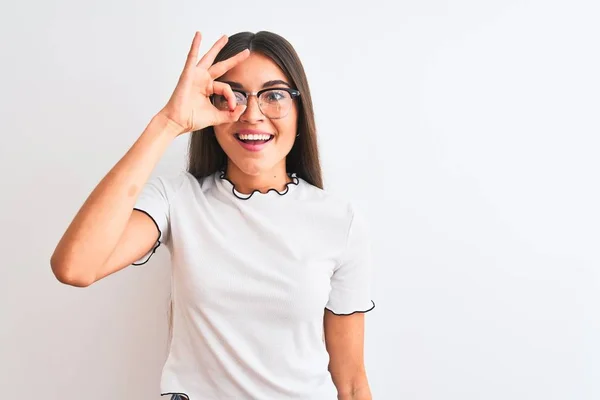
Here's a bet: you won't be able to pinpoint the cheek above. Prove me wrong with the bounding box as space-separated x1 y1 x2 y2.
273 115 298 143
213 125 235 148
213 124 232 137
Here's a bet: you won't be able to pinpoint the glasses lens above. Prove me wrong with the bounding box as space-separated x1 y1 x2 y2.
259 89 292 119
211 94 228 110
212 92 247 110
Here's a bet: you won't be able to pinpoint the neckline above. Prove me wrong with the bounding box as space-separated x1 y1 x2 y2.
217 170 300 200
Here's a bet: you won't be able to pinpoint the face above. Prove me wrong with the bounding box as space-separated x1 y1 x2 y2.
213 52 298 177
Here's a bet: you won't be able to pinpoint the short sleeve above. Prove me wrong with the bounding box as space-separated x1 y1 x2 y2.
325 207 375 315
131 176 172 266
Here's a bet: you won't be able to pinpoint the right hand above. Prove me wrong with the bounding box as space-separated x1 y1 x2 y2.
158 32 250 136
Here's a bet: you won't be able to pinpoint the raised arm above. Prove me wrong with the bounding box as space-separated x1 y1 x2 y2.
50 31 249 287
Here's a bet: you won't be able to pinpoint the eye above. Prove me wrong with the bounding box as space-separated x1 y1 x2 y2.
262 89 288 103
211 94 228 109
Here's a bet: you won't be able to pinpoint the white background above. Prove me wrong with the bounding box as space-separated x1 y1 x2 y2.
1 0 598 399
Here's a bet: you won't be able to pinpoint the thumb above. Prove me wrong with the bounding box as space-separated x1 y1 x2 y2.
215 104 247 125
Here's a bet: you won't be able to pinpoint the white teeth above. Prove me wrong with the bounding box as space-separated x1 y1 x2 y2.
238 133 271 141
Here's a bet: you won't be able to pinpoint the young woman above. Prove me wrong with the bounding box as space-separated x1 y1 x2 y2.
51 31 375 400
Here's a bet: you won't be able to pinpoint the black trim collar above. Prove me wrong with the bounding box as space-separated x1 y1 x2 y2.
218 170 299 200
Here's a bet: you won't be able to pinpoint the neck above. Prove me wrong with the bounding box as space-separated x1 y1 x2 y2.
225 161 292 195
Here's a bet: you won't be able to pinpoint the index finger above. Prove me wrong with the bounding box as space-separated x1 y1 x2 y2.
209 49 250 79
197 35 228 70
184 31 202 70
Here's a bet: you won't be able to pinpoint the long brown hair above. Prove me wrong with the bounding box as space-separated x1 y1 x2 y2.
187 31 323 189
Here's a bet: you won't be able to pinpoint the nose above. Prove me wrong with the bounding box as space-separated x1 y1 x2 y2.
239 95 265 123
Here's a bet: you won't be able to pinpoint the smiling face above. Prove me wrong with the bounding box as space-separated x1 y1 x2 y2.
213 52 299 177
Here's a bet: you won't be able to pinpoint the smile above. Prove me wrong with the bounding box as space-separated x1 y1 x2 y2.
234 132 274 152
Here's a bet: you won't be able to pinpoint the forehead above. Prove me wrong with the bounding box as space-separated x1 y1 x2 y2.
219 52 289 88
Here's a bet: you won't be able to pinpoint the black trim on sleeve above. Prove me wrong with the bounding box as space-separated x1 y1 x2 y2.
132 208 162 266
161 393 190 400
325 300 376 316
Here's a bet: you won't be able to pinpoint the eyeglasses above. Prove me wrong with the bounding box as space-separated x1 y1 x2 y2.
211 88 301 119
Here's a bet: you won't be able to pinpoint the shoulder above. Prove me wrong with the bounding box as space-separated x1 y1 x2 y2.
142 170 202 203
149 170 227 203
147 170 187 193
296 178 365 230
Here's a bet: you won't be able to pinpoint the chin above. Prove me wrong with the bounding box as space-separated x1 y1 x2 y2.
228 158 273 176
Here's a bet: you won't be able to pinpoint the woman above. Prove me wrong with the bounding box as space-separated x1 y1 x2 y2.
51 31 375 400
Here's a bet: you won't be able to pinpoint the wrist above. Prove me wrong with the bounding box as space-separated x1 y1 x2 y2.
152 111 186 139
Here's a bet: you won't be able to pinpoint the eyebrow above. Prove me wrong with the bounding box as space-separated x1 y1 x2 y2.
222 80 291 90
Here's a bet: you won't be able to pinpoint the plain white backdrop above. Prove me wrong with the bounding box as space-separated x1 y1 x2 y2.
0 0 598 399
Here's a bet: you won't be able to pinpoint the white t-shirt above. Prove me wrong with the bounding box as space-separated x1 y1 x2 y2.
132 170 375 400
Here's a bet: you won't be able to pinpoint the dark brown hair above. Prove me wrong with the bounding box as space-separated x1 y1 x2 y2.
187 31 323 189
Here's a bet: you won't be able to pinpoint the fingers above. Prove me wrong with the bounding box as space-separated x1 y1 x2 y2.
214 104 247 125
209 49 250 79
212 81 237 111
197 35 228 70
184 31 202 70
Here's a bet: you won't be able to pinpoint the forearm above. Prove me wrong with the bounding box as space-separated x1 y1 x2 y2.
50 113 180 285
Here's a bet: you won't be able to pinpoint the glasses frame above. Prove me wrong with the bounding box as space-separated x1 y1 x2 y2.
211 87 301 120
